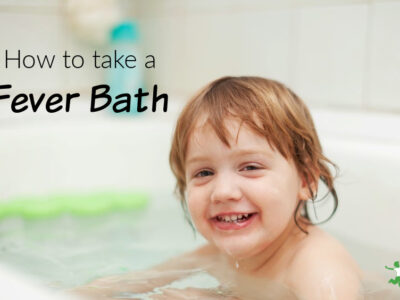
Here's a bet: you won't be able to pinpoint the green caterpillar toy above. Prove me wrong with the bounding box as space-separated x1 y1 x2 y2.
0 191 149 220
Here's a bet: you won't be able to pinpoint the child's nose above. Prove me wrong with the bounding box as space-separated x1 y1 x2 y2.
210 174 242 204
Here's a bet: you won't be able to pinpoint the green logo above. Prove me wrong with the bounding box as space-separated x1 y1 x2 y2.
385 261 400 287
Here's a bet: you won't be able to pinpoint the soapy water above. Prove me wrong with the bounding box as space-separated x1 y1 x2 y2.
74 266 299 300
111 270 223 299
0 196 399 299
73 266 400 300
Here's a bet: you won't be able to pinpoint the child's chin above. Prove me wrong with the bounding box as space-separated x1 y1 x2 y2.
215 240 258 259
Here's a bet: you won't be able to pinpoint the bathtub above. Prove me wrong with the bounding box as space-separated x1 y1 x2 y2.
0 98 399 292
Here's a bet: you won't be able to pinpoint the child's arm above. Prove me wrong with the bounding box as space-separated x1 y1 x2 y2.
68 244 217 300
385 266 394 270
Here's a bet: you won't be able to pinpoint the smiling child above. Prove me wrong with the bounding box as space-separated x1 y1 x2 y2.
167 76 363 299
72 76 364 300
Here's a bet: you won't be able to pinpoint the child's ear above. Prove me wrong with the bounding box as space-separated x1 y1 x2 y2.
298 171 319 201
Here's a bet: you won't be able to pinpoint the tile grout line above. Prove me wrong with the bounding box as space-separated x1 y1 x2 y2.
361 1 374 110
287 3 299 90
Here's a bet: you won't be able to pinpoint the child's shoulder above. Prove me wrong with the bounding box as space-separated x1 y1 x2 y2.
285 226 363 300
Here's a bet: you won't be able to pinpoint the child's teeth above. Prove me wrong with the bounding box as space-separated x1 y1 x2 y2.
216 214 253 223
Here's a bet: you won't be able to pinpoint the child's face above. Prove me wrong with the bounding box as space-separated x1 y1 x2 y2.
185 117 308 259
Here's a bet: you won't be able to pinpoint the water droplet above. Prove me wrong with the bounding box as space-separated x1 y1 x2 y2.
235 261 239 269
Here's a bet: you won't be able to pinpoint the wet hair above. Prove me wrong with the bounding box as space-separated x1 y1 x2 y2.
169 76 338 234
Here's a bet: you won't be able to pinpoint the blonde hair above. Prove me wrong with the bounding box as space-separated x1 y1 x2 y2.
169 76 338 233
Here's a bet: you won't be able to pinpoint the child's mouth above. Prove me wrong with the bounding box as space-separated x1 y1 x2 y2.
211 213 257 231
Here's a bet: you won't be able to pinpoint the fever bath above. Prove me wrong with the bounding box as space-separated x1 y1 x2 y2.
89 84 168 113
2 84 168 113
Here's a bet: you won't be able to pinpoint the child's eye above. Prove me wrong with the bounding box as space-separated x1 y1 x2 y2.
194 170 213 178
241 165 260 171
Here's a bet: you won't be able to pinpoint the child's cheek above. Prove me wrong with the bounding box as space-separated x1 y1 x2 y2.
186 187 211 235
186 188 204 219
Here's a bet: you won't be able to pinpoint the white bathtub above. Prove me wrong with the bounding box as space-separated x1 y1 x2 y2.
312 108 400 275
0 99 399 286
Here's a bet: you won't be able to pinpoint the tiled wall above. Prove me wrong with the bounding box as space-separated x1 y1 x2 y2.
0 0 399 112
0 0 105 95
138 0 400 112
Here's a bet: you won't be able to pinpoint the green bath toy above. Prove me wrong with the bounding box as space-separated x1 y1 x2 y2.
0 191 149 220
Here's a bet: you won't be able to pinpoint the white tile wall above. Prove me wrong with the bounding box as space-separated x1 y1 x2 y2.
0 0 58 8
139 15 188 95
1 0 400 111
292 4 368 108
236 9 293 85
0 5 109 95
0 0 57 12
368 1 400 111
0 11 67 94
181 13 248 93
63 33 106 93
149 8 294 94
